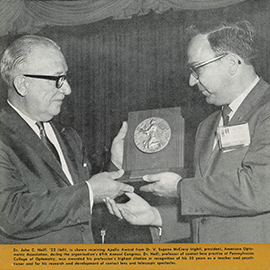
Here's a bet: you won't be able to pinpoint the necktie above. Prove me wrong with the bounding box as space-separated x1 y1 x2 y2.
222 105 231 126
36 122 61 164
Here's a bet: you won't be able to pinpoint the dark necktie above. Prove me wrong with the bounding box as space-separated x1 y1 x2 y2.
222 105 232 126
36 122 61 164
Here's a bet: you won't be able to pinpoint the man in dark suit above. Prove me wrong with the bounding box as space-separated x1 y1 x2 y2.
0 35 133 244
106 21 270 243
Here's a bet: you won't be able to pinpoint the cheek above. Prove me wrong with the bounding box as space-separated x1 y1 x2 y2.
200 76 220 94
30 92 56 113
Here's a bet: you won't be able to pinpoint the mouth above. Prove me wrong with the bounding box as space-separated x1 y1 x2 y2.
198 85 210 96
53 99 64 103
201 90 209 96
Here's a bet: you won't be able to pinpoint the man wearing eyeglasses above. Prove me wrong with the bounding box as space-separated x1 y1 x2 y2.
0 35 134 244
106 20 270 243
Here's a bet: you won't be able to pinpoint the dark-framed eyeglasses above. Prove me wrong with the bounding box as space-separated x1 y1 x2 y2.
189 53 228 80
23 74 67 89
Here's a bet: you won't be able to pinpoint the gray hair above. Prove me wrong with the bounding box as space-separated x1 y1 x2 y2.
0 35 60 87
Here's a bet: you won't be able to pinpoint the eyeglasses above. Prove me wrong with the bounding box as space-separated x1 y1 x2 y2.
189 53 228 80
23 74 67 89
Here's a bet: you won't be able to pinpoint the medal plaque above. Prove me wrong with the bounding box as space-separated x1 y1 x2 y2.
120 107 185 183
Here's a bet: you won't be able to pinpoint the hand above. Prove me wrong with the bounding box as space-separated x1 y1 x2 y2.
105 192 162 227
110 121 128 169
140 172 182 197
87 169 134 203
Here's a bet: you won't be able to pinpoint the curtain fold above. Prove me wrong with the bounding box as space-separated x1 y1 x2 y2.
0 0 246 36
0 0 24 36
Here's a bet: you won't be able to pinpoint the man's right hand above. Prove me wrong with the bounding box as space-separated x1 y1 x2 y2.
87 169 134 203
105 192 162 227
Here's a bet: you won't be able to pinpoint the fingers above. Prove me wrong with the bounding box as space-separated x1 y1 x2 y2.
139 183 156 193
118 208 132 222
121 184 134 193
107 170 134 193
142 173 161 183
105 197 123 219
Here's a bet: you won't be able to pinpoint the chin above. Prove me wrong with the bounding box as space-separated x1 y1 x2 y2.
205 97 214 104
46 110 61 121
51 105 62 114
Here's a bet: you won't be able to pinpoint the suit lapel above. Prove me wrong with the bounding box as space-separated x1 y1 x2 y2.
198 111 221 176
0 105 71 185
52 124 81 184
229 78 270 126
199 78 270 176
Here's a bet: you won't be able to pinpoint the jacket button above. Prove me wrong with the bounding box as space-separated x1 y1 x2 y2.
201 218 207 224
76 218 81 223
67 219 72 225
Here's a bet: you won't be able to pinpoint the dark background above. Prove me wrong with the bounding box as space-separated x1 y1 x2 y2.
1 0 269 175
0 0 270 243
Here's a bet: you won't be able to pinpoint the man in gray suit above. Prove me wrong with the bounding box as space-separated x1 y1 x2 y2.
0 35 133 244
106 20 270 243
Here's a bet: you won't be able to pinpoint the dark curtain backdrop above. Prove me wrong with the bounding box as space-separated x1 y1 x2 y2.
1 0 270 175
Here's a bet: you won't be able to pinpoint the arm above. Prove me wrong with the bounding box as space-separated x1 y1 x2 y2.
182 105 270 217
105 192 190 243
63 125 134 204
0 125 133 241
0 145 91 240
139 104 270 217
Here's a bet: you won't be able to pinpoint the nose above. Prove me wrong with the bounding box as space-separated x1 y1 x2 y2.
59 81 71 95
189 73 199 87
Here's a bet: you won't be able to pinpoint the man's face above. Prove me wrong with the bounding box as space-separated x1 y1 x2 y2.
187 34 231 106
20 46 71 122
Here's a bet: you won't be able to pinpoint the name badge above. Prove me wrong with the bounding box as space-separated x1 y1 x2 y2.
217 123 250 152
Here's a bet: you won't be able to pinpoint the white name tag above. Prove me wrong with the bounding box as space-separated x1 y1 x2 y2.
217 123 250 152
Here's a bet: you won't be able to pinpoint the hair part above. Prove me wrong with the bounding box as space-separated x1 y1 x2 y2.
0 35 61 88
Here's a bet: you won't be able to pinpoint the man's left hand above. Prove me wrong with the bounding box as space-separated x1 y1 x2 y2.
111 121 127 169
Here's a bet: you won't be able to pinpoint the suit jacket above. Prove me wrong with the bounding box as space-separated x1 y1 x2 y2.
179 78 270 243
0 104 94 244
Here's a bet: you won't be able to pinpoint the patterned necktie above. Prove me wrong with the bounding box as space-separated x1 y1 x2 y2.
222 105 232 126
36 122 61 164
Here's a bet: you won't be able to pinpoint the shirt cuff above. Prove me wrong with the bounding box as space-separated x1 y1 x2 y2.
86 181 94 214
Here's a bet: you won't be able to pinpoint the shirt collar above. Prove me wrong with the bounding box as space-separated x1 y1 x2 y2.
228 75 260 114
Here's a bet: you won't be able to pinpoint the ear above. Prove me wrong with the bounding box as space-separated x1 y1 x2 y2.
227 53 242 75
13 75 29 96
